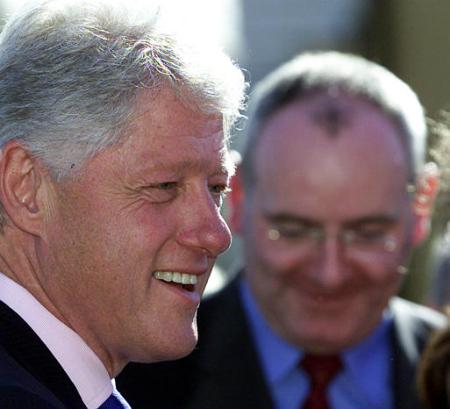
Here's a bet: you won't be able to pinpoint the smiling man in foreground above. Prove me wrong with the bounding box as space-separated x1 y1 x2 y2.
0 0 245 407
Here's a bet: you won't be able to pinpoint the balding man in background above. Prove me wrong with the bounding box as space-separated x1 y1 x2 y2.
118 52 446 409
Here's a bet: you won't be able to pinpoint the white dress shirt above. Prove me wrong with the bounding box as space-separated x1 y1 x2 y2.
0 272 112 409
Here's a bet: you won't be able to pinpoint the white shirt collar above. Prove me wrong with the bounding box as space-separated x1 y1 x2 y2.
0 272 112 409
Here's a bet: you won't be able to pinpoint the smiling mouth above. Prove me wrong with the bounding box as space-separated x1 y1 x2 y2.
153 271 197 292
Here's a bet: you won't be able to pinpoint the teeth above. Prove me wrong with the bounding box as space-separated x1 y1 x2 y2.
153 271 198 285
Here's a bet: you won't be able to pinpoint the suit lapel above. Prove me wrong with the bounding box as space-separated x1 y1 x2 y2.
0 300 86 408
390 298 430 409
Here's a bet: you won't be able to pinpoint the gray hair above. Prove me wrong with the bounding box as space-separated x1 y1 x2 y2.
241 51 426 188
0 0 246 179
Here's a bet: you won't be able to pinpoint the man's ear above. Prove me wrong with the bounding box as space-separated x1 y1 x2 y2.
229 165 246 235
0 142 47 235
412 162 440 246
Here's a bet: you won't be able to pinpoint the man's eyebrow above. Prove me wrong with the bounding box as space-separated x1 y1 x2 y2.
262 212 321 227
343 216 399 229
263 213 399 227
140 157 232 175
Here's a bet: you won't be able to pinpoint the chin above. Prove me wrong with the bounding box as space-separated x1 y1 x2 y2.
132 336 197 364
302 331 361 354
288 325 351 353
156 338 198 362
154 327 199 363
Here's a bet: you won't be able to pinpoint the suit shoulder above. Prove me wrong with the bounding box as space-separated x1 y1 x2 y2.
0 385 60 408
390 297 447 329
390 297 447 351
0 347 68 409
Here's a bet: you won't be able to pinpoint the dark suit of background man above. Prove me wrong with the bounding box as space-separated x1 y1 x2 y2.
118 51 447 409
0 0 245 407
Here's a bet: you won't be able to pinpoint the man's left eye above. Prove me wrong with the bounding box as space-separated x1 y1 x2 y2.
210 184 230 194
209 185 231 205
350 229 387 243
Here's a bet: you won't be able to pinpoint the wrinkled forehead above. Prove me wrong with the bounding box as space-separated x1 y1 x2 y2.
106 87 232 177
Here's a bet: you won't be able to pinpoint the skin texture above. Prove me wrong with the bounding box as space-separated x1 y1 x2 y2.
0 87 233 376
231 93 436 354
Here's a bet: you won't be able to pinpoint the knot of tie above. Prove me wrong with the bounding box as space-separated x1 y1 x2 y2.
300 354 342 409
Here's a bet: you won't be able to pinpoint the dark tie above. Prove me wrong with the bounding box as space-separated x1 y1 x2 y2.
300 354 342 409
98 389 131 409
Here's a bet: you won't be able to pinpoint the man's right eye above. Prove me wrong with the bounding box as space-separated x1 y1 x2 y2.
349 228 388 244
274 224 319 240
142 182 178 203
154 182 177 190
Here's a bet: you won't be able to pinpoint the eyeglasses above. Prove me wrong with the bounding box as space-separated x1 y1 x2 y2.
265 222 399 254
260 182 418 256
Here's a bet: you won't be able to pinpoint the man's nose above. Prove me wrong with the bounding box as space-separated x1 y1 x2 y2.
176 190 232 257
314 234 348 289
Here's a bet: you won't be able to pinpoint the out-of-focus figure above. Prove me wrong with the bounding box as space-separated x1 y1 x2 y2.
118 51 446 409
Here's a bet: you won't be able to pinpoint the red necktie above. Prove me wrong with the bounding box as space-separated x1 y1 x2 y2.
300 354 342 409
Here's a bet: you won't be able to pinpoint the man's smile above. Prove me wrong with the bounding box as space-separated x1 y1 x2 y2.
153 271 198 292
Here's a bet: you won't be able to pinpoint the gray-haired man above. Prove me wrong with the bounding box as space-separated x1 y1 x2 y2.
0 0 245 407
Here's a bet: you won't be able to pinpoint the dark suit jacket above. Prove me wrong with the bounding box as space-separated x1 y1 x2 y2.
0 300 86 408
117 275 446 409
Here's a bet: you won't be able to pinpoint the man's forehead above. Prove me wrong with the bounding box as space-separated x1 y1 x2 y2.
309 96 353 137
151 149 233 173
264 92 396 138
94 103 230 181
258 94 406 159
126 142 233 177
134 87 224 139
253 96 412 218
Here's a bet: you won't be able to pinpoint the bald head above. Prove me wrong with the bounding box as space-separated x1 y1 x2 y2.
241 52 427 189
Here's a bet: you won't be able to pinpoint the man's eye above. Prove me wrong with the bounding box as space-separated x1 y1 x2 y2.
154 182 177 190
209 184 231 206
142 182 178 203
275 224 318 240
346 228 387 244
209 184 231 195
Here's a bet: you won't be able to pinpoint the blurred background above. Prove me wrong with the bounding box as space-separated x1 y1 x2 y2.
1 0 449 308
